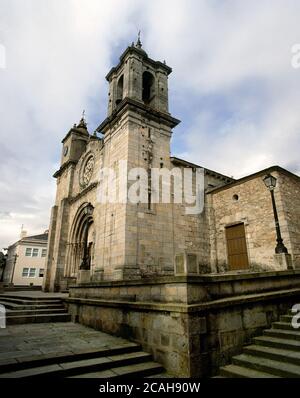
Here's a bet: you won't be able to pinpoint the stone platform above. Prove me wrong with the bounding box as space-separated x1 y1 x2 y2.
66 269 300 377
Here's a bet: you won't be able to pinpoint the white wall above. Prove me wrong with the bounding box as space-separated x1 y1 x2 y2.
12 243 47 286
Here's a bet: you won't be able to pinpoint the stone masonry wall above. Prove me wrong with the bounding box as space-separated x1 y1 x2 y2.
208 171 293 272
67 271 300 377
277 172 300 268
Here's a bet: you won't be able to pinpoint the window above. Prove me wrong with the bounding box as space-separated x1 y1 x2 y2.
25 247 40 257
41 249 47 257
142 71 155 104
22 268 36 278
32 248 39 257
39 268 44 278
116 74 124 106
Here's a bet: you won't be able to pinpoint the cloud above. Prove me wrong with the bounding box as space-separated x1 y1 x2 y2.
144 0 300 177
0 0 300 249
0 0 140 248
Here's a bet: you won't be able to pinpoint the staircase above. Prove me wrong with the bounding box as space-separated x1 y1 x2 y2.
3 285 42 292
219 310 300 378
0 293 167 378
0 294 70 324
0 342 165 378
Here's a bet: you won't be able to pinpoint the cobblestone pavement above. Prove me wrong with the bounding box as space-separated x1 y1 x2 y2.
0 322 136 366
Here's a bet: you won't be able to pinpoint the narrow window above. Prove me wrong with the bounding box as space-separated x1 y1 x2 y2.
32 248 39 257
22 268 29 277
39 268 44 278
41 249 47 257
142 71 154 105
116 74 124 106
25 248 32 256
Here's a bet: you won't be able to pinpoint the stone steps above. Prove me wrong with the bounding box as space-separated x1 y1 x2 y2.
253 335 300 351
219 308 300 378
6 308 67 316
243 344 300 365
0 296 62 305
3 286 41 292
69 361 164 378
272 321 296 331
280 315 294 323
6 313 71 325
0 302 63 310
0 293 69 325
0 342 141 374
0 345 163 378
219 364 279 378
232 353 300 377
144 372 171 378
263 328 300 341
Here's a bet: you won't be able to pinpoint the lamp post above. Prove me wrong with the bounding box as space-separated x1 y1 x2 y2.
263 174 288 254
0 250 7 283
79 203 94 270
10 253 18 284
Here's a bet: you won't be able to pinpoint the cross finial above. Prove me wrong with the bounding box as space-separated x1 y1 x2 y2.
77 110 87 129
136 30 142 49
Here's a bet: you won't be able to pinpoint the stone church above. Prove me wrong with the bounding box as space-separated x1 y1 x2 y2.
43 38 300 377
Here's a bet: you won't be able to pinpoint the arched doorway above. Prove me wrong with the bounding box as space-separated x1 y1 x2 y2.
65 203 95 279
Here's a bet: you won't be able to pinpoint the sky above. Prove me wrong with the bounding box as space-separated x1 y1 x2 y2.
0 0 300 250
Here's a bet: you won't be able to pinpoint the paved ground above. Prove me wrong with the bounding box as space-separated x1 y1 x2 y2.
0 322 136 367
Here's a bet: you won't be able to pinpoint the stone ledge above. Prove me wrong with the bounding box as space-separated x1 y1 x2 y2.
65 287 300 314
68 269 300 289
188 287 300 313
65 297 186 313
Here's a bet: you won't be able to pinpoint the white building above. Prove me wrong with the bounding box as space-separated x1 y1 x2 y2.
4 231 48 286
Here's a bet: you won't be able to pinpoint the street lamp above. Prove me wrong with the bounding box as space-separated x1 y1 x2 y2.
263 174 288 254
10 253 18 284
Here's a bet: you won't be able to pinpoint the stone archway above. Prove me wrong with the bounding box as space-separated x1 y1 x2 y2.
65 203 94 280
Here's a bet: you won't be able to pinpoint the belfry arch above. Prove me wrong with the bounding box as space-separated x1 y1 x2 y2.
116 74 124 106
64 202 95 278
142 71 155 105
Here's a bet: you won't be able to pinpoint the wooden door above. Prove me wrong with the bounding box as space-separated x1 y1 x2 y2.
225 223 249 270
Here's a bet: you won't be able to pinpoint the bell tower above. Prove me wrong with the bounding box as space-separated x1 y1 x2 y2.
94 37 180 280
103 35 173 118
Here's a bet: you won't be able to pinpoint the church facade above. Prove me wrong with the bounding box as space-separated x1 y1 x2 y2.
43 39 300 377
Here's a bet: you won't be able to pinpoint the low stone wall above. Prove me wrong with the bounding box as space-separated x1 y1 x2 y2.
189 292 300 376
67 299 191 376
187 269 300 303
69 270 300 303
66 270 300 377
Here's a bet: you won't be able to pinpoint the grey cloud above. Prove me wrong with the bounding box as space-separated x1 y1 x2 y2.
0 0 299 249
